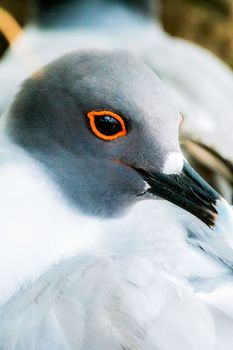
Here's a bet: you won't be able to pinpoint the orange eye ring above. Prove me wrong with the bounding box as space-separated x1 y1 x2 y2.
87 110 127 141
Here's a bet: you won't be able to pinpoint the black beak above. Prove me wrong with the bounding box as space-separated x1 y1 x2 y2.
136 162 220 228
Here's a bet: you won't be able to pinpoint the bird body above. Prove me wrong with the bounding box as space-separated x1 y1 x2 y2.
0 50 233 349
1 247 233 350
0 137 232 349
0 159 233 350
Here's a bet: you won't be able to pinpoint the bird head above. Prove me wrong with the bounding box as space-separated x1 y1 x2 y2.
7 50 233 251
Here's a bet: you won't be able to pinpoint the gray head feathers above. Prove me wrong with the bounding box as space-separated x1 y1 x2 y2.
7 50 180 217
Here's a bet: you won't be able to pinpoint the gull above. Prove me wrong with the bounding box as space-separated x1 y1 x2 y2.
0 50 233 349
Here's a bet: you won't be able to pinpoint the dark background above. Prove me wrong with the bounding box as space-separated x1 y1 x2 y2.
0 0 29 57
161 0 233 69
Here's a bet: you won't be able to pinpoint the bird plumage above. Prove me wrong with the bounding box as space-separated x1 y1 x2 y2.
0 50 233 349
0 2 233 348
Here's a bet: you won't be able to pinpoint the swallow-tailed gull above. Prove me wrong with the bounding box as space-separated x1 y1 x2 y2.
0 50 233 349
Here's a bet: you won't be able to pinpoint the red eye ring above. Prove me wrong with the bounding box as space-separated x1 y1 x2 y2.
87 110 127 141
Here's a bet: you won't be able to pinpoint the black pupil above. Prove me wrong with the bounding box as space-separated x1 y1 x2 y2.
94 116 122 136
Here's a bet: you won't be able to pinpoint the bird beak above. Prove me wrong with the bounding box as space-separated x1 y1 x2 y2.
136 161 229 229
135 161 233 267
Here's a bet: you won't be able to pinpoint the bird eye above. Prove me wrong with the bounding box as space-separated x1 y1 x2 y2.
87 110 127 141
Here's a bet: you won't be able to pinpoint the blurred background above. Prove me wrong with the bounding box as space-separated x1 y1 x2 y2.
1 0 233 68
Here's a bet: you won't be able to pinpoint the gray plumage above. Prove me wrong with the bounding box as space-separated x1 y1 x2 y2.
8 50 179 216
0 50 233 350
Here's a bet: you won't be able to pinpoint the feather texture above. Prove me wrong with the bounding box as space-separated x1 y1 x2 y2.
0 130 233 348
